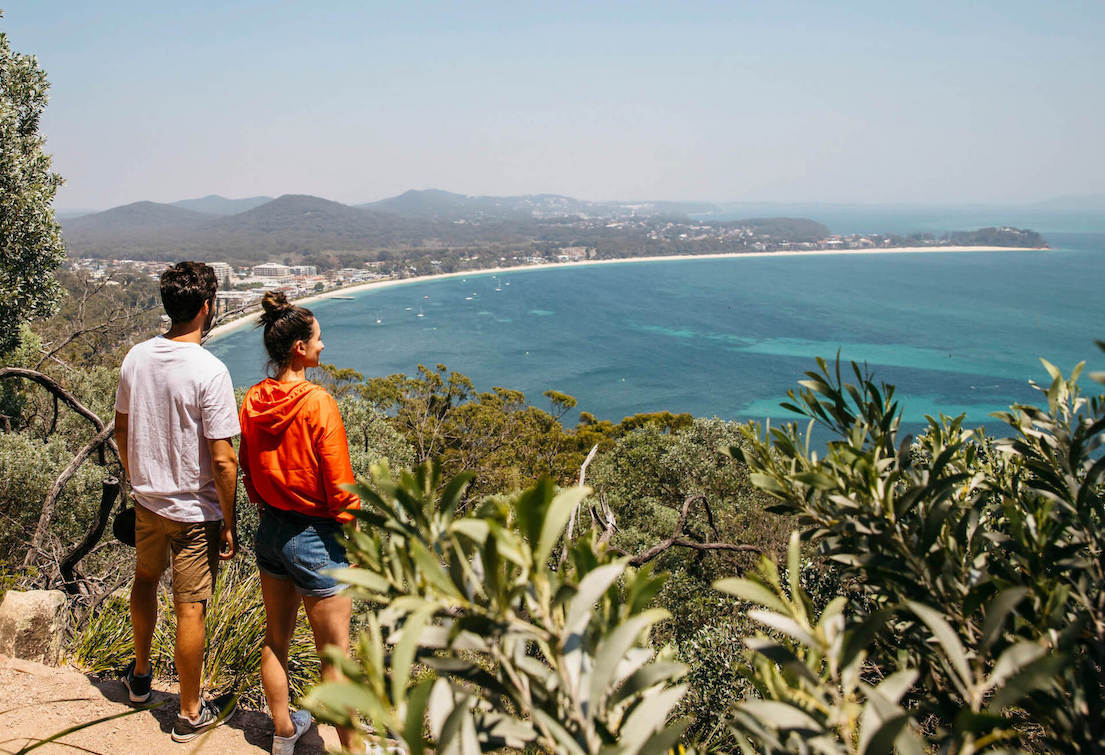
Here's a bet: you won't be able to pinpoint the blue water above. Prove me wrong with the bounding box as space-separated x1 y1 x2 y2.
209 232 1105 438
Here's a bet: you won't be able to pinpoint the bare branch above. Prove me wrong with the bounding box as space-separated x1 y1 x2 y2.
47 393 59 438
23 420 117 568
34 308 133 370
0 368 106 435
33 269 150 370
566 444 600 544
627 494 761 566
629 538 761 566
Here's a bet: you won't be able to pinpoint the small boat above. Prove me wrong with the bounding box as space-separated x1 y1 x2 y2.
464 296 473 301
375 312 382 324
404 306 412 311
417 305 425 318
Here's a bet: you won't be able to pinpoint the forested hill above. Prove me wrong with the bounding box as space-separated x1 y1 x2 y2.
59 190 829 263
947 226 1047 247
59 189 1041 267
358 188 719 220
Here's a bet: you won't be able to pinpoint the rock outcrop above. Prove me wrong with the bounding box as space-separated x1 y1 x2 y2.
0 589 67 664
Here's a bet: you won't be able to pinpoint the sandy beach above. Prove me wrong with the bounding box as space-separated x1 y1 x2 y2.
205 245 1044 342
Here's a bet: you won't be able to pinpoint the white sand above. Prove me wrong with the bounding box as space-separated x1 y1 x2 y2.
204 245 1045 343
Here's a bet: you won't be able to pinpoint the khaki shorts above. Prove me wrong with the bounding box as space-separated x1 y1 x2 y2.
134 505 221 603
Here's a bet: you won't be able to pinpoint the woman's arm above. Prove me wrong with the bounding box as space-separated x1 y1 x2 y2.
314 393 361 520
238 430 262 506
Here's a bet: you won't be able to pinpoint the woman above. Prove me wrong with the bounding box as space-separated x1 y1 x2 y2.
239 291 359 754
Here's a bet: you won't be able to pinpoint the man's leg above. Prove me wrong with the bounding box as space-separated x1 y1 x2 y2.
260 571 302 738
130 571 159 676
175 599 206 720
131 506 169 677
303 593 353 750
170 519 222 721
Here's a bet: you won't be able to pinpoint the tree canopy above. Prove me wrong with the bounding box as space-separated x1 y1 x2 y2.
0 13 66 354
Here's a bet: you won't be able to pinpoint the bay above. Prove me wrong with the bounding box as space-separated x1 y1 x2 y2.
209 232 1105 438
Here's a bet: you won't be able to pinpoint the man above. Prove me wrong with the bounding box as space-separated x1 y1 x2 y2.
113 261 240 743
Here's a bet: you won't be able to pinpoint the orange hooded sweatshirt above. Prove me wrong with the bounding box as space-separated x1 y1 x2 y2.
239 379 360 522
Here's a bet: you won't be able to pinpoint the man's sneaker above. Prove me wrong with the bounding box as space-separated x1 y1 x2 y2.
170 692 237 743
122 659 152 704
271 709 311 755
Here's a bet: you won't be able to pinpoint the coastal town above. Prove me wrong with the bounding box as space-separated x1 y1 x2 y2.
67 259 390 319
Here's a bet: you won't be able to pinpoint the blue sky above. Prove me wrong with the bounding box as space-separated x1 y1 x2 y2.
4 1 1103 209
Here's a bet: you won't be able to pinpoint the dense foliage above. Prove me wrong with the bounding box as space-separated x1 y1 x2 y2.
732 347 1105 752
305 462 690 754
0 13 67 353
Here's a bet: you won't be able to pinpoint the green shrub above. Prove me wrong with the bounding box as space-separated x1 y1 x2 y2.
718 532 924 754
303 461 690 754
730 344 1105 752
0 430 108 568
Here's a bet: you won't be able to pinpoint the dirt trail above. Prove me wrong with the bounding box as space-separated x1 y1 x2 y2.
0 655 340 754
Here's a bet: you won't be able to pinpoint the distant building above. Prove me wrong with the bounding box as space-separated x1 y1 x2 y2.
557 246 589 261
256 275 294 287
208 261 233 282
253 262 292 277
215 289 260 315
288 265 317 276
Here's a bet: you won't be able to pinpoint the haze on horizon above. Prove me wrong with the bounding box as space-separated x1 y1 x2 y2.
4 0 1103 212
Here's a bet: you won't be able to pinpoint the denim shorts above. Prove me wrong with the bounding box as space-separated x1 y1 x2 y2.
255 506 349 598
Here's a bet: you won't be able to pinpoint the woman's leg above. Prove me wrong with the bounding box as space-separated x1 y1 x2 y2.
302 592 353 749
260 571 302 738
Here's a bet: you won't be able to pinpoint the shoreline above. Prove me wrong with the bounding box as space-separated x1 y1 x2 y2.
205 245 1045 342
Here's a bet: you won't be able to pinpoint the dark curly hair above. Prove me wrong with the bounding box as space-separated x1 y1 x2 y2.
160 261 217 324
258 290 315 374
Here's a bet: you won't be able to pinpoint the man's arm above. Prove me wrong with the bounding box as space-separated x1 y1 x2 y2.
207 437 238 560
114 411 130 482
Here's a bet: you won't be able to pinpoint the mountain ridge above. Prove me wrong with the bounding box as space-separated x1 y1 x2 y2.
171 194 274 215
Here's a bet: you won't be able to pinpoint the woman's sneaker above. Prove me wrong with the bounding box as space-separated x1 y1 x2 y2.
271 709 312 755
121 659 152 704
170 692 237 743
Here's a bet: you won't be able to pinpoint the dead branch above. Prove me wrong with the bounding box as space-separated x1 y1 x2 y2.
0 368 109 437
566 444 600 543
34 270 150 370
73 571 132 629
59 476 121 594
23 421 117 568
206 301 258 335
627 494 760 567
0 367 121 463
594 493 618 547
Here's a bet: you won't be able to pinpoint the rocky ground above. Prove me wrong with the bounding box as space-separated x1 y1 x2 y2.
0 654 340 754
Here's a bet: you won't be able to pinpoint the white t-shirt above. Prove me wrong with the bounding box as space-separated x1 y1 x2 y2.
114 336 240 522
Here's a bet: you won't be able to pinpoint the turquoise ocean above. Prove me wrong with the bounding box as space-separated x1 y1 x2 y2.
209 228 1105 440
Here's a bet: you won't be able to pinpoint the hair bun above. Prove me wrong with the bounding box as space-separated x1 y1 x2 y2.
259 290 291 325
